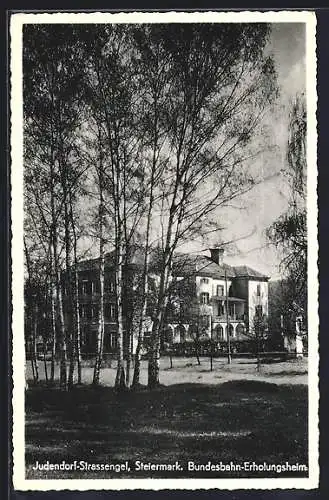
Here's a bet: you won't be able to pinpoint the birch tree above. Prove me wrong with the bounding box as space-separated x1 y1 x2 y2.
267 94 307 315
130 26 172 387
92 125 106 386
140 24 278 387
24 25 87 389
82 25 146 389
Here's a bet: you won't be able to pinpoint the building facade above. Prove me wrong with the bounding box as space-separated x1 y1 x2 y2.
164 248 269 349
64 247 269 354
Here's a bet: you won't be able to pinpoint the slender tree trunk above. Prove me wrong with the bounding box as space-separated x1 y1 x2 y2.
115 233 126 390
125 327 131 387
147 153 179 388
148 304 167 388
46 204 57 384
148 317 161 388
69 192 82 384
50 279 56 383
132 92 158 387
74 264 82 384
32 305 39 382
65 200 76 389
93 215 105 385
148 252 171 388
68 338 75 387
57 272 67 389
194 338 201 366
30 357 36 383
132 262 149 388
93 134 106 385
43 338 48 382
210 316 213 371
51 220 67 390
148 315 163 389
132 299 147 388
59 157 75 389
24 238 39 383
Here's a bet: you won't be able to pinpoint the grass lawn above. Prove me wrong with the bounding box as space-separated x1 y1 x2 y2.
25 357 308 479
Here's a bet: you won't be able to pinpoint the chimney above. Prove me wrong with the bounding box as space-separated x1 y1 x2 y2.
210 247 224 265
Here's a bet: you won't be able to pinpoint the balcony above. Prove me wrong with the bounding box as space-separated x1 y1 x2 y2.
212 314 244 322
165 312 245 325
211 295 245 303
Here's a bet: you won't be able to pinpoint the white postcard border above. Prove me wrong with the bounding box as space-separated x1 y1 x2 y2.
11 10 319 491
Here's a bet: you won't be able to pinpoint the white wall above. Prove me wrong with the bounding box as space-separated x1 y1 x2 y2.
196 276 232 297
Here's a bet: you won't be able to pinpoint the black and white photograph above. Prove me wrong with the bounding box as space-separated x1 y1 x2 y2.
11 11 318 490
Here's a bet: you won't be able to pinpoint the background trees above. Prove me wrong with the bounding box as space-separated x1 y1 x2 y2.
23 23 278 390
267 94 307 324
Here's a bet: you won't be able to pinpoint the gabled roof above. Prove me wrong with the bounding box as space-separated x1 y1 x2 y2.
173 253 236 279
75 248 269 281
173 253 268 280
233 265 269 279
76 245 147 272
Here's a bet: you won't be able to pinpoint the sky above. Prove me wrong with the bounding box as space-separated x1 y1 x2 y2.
180 23 306 280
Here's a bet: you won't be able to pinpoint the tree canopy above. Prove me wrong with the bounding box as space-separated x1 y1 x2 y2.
267 94 307 315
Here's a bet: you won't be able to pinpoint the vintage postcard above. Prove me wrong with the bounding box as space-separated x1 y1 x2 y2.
11 10 318 490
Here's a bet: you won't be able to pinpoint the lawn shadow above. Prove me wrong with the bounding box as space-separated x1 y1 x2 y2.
264 370 308 377
25 380 308 478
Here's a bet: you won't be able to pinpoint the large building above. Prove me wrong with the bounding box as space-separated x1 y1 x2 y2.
164 248 269 349
65 247 269 354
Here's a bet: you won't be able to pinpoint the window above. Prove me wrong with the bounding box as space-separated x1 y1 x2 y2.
105 303 116 319
109 333 117 349
218 303 224 316
104 280 115 293
91 304 98 319
201 278 209 284
256 284 261 296
227 324 234 337
216 285 224 296
81 280 91 295
213 324 224 341
200 316 210 328
110 303 116 318
79 304 88 318
236 323 246 337
174 325 186 343
200 292 210 305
